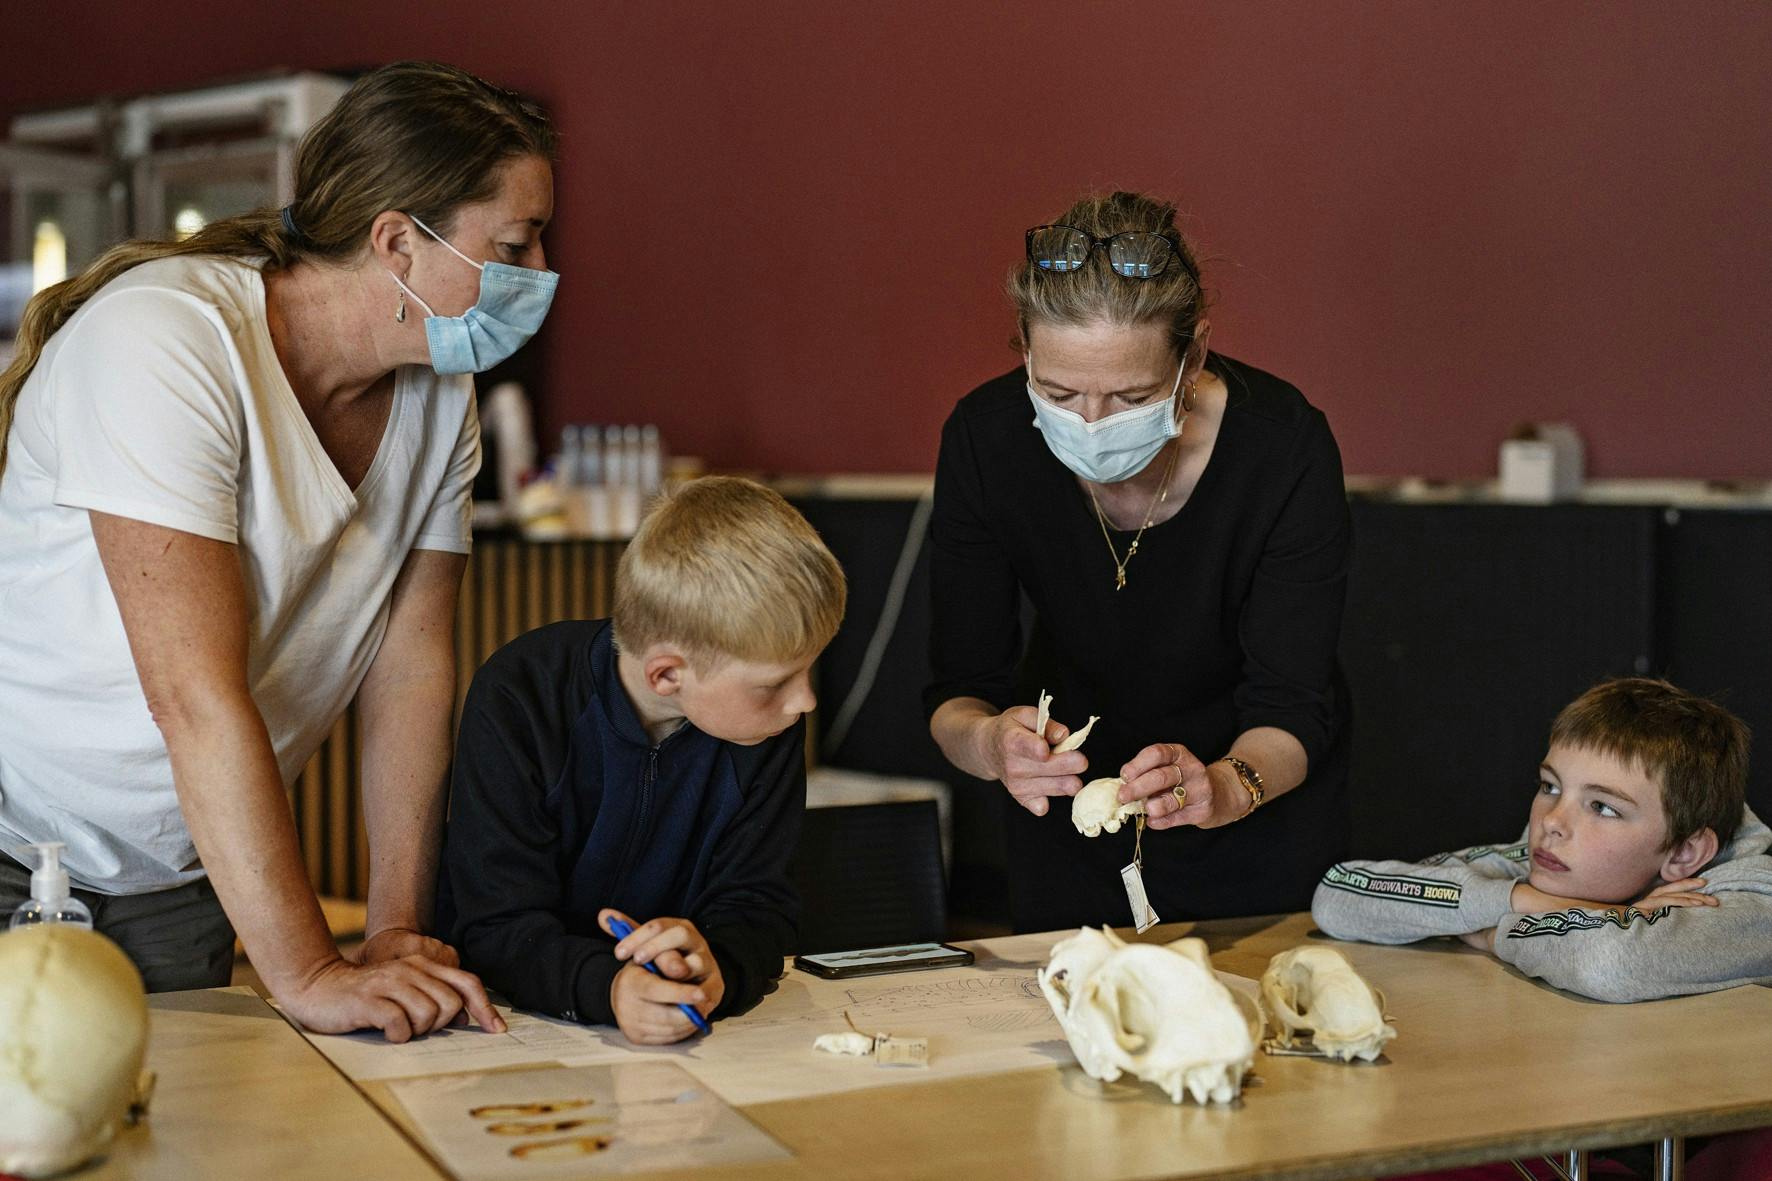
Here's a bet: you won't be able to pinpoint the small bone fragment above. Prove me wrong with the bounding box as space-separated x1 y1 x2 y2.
813 1032 875 1056
1260 945 1397 1063
1071 777 1145 837
1052 716 1098 753
1034 690 1053 741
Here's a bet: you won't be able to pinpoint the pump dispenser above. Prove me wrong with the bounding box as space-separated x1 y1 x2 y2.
9 842 94 929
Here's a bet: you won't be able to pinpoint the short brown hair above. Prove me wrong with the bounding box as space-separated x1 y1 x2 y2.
1549 678 1751 851
612 477 846 668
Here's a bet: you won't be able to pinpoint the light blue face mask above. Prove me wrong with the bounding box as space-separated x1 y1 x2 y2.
1026 356 1186 484
388 213 559 375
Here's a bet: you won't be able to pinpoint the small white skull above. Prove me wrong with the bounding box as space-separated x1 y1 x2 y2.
1071 777 1145 837
1039 930 1258 1105
1260 945 1397 1063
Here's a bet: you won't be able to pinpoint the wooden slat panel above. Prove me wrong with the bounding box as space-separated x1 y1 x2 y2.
298 760 324 888
290 539 625 900
324 714 352 898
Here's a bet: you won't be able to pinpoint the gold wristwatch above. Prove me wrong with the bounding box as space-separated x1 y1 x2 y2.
1216 755 1265 817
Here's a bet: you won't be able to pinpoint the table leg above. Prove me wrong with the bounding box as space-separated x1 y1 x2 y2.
1653 1136 1684 1181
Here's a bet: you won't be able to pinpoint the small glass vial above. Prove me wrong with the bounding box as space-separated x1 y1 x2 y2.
9 842 94 929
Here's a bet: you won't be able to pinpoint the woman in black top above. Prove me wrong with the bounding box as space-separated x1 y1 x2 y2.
925 191 1352 931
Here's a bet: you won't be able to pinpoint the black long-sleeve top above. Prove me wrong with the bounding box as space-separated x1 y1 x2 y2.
440 620 803 1025
925 355 1353 930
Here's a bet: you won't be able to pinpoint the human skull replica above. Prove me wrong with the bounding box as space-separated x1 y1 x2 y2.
1039 927 1259 1105
1260 945 1396 1062
1071 777 1145 837
0 925 149 1177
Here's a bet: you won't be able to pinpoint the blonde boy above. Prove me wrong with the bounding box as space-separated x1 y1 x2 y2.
1313 678 1770 1002
442 477 846 1043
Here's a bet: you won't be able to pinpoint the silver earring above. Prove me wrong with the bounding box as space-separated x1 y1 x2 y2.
396 288 406 323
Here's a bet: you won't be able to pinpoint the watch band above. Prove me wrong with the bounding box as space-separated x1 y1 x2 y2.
1216 755 1265 816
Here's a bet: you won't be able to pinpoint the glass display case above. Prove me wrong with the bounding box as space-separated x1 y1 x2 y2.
0 72 349 356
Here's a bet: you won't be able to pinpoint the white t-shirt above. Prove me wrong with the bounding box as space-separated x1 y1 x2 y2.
0 255 479 893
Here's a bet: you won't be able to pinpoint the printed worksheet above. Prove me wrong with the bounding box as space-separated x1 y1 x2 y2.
388 1061 789 1178
301 930 1258 1106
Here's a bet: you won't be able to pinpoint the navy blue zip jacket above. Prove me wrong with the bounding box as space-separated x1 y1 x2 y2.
439 619 804 1025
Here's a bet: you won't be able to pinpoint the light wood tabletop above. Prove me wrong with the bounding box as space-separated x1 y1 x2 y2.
103 913 1772 1180
90 987 436 1180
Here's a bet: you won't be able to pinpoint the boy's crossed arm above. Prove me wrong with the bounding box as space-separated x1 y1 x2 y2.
1310 845 1529 944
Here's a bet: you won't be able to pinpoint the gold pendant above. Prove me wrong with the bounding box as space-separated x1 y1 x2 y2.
1115 568 1127 591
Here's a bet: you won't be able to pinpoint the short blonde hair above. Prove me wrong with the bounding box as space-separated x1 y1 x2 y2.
612 476 847 668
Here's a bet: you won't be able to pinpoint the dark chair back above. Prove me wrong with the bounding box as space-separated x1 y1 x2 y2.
790 800 947 953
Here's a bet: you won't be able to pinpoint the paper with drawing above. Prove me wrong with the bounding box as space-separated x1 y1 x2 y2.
387 1061 788 1178
301 930 1256 1107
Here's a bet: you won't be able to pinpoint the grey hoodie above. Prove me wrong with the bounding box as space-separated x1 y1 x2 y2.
1310 809 1772 1002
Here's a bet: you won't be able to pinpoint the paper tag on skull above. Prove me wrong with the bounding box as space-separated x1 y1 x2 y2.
1120 860 1160 933
873 1035 929 1067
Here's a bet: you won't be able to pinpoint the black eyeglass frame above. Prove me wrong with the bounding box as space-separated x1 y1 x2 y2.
1024 224 1198 282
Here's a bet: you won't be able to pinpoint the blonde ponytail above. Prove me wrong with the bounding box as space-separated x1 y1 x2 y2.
0 212 297 482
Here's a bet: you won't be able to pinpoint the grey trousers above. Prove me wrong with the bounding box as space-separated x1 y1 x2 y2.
0 857 235 992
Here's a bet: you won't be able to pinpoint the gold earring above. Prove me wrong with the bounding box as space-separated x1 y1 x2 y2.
396 288 406 323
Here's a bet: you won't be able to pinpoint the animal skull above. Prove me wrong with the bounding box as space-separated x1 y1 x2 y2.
0 925 150 1178
1071 777 1145 837
1039 929 1258 1105
1260 945 1397 1062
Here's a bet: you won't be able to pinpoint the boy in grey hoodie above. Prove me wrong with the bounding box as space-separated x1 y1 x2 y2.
1312 678 1769 1002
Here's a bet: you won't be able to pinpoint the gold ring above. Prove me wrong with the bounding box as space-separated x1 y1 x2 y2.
1171 784 1187 810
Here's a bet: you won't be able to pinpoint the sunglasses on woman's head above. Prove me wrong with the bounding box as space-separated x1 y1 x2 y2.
1025 224 1193 280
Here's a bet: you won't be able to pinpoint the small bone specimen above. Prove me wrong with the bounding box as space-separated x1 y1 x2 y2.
813 1032 875 1056
1039 928 1259 1105
1034 691 1097 752
470 1099 595 1119
1071 777 1145 837
0 926 149 1179
486 1118 601 1136
510 1136 613 1161
1260 945 1397 1062
1053 716 1098 753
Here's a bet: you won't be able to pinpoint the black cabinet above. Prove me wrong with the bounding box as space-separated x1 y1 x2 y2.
1339 503 1659 859
797 495 1772 927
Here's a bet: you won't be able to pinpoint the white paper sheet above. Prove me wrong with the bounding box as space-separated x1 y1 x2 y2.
387 1061 789 1179
302 930 1258 1108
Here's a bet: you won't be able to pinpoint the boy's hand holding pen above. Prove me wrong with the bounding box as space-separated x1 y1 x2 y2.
601 909 724 1044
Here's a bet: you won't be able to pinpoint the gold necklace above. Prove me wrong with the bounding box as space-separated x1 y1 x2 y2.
1090 439 1181 591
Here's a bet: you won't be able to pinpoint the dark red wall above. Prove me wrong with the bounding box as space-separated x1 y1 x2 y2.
7 3 1770 478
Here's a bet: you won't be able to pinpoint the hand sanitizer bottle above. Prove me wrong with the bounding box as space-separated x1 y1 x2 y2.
9 842 94 929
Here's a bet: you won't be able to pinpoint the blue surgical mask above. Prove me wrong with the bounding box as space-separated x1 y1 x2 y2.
1026 356 1186 483
389 214 558 375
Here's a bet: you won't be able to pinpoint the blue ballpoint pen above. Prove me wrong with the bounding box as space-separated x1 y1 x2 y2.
607 917 713 1036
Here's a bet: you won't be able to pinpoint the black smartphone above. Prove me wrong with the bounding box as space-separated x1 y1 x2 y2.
794 942 976 980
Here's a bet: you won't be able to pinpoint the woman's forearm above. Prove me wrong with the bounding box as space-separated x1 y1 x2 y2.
357 670 453 937
354 548 466 939
1226 726 1309 802
158 689 340 993
930 696 1002 781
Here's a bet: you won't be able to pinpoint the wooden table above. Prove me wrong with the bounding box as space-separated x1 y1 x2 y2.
90 987 435 1179
111 914 1772 1180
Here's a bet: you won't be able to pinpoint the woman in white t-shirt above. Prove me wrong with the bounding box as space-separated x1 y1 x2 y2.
0 61 557 1042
